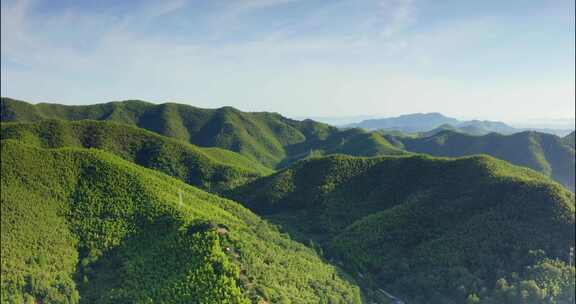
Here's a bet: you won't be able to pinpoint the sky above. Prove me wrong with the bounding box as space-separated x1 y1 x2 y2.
1 0 575 121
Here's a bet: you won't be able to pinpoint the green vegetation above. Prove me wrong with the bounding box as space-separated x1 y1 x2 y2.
1 120 272 193
388 130 575 191
230 154 575 304
1 98 407 168
2 97 574 303
1 139 362 303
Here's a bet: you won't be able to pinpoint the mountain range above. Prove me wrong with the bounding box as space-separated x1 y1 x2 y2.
229 154 575 304
347 112 574 136
383 130 575 191
1 97 575 304
1 98 407 169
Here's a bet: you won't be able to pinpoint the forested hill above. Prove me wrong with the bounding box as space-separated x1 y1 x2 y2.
1 97 407 168
564 131 575 148
1 139 362 303
386 130 575 191
1 120 272 193
230 154 576 304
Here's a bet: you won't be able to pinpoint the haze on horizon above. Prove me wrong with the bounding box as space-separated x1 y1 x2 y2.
1 0 575 122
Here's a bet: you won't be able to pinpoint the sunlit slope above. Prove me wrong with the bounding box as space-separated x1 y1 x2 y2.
1 97 407 168
391 130 575 191
1 120 272 193
230 154 576 304
0 140 361 304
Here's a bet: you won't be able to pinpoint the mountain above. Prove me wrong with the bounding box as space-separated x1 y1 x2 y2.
457 120 517 134
514 127 574 137
1 139 362 303
3 97 574 303
347 113 460 132
1 97 407 168
346 113 569 136
1 120 272 193
379 123 510 138
417 124 465 137
293 115 380 126
388 130 575 191
564 131 575 149
229 154 575 304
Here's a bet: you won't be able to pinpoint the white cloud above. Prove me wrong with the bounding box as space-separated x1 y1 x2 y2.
378 0 417 37
150 0 189 18
1 0 36 58
1 0 573 121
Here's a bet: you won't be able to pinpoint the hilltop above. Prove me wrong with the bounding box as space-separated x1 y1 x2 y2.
1 139 362 303
386 130 575 191
1 120 272 193
1 98 407 168
230 154 575 303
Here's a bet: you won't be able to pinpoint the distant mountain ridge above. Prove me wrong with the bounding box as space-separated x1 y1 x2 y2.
347 112 573 136
1 97 407 168
347 113 460 132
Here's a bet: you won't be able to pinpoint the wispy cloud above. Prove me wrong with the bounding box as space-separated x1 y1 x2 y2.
1 0 573 120
1 0 35 58
379 0 417 37
148 0 189 18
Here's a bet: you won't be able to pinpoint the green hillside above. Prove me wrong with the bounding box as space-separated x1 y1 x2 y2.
1 120 272 193
391 130 575 191
1 98 407 168
1 139 362 303
230 155 576 304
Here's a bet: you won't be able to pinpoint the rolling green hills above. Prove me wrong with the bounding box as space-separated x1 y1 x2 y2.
387 130 575 191
1 139 362 303
1 120 272 193
2 97 574 303
1 98 407 168
230 155 575 304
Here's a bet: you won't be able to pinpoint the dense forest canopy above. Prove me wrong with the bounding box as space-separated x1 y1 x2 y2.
1 120 272 193
1 139 362 303
1 98 407 168
231 154 575 304
385 130 575 191
1 97 574 304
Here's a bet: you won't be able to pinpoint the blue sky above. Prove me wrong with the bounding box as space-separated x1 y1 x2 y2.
1 0 574 121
